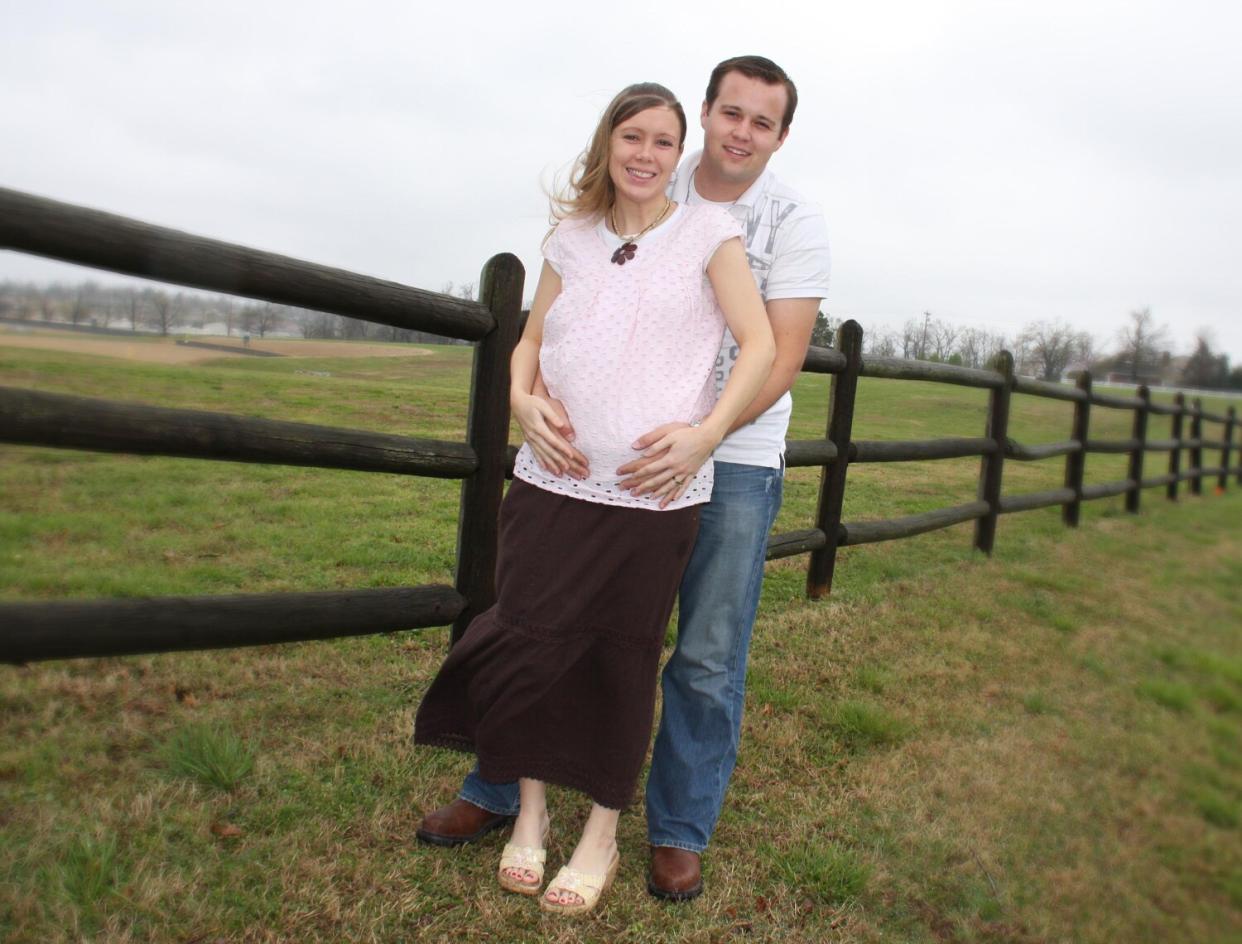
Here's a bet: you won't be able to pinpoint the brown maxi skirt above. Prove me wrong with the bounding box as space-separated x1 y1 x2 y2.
414 478 699 810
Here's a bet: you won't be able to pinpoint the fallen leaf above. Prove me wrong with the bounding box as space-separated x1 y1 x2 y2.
210 822 243 839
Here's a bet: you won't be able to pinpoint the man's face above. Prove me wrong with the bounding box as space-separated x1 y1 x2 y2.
699 71 788 190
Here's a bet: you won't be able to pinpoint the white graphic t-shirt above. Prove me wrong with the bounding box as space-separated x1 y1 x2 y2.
671 150 832 468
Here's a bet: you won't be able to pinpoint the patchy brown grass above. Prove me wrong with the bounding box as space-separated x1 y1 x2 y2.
2 347 1240 941
7 496 1236 941
0 329 436 364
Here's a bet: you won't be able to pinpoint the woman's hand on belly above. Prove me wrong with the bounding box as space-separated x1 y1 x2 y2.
615 421 718 507
512 391 589 478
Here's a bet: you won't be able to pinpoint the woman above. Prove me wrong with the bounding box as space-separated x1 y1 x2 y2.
414 82 774 915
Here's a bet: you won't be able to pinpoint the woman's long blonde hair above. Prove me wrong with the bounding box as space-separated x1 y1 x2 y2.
551 83 687 222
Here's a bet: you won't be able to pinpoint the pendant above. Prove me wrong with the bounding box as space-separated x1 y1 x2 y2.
611 241 637 266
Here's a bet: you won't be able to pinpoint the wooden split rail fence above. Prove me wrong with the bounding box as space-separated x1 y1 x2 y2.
1 186 1239 664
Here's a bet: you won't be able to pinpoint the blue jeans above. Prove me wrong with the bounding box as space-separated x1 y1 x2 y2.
460 461 784 853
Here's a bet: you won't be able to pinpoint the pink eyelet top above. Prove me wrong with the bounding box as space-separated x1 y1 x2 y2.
513 203 742 510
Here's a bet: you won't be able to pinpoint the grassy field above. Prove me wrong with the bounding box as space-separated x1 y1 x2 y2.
2 341 1240 942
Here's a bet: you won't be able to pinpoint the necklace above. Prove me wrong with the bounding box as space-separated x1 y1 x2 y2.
609 198 673 265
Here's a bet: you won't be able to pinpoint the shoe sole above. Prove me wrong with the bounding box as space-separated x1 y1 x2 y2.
415 814 514 847
498 874 543 896
646 877 704 902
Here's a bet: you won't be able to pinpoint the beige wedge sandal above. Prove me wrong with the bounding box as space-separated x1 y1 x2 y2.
539 850 620 916
497 822 551 896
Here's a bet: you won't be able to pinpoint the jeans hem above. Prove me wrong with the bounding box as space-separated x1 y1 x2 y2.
649 839 707 855
457 788 520 817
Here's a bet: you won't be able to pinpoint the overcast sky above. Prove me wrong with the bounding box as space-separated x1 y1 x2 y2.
3 0 1239 359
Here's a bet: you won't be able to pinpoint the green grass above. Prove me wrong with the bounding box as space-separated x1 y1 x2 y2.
820 699 909 751
761 838 870 905
162 723 256 792
1138 679 1197 712
1 340 1241 942
57 833 123 929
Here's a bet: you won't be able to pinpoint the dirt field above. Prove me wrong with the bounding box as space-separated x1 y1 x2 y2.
0 329 435 364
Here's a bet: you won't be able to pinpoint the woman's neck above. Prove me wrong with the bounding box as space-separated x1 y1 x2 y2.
610 195 671 237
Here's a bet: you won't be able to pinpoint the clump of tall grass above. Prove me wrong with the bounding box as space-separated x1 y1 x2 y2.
58 832 122 926
1137 679 1195 712
823 699 908 750
763 839 870 904
162 723 255 791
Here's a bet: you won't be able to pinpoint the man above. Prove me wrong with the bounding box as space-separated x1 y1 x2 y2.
417 55 831 902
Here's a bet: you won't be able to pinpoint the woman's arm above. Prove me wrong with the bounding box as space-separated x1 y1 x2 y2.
627 236 775 505
510 262 589 476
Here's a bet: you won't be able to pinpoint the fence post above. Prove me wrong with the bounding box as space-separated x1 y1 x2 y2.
1167 393 1185 501
1219 406 1235 493
974 350 1013 555
806 320 863 599
1237 406 1242 486
1189 398 1204 497
1063 371 1092 527
451 253 524 645
1125 385 1150 513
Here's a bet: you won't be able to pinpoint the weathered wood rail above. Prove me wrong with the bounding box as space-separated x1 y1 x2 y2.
1 186 1239 662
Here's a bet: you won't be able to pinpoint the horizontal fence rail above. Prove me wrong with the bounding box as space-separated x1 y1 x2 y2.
843 501 992 547
1 186 1239 663
1006 440 1080 461
858 355 1003 389
0 386 478 477
0 187 494 342
0 587 466 662
853 437 996 463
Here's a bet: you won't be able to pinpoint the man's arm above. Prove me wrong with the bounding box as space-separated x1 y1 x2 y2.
725 296 819 432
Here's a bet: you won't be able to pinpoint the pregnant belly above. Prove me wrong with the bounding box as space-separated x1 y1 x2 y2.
573 428 646 482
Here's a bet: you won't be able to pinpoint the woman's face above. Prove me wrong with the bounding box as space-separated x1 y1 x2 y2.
608 105 682 207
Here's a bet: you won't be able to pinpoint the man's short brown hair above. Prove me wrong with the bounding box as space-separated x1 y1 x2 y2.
705 55 798 133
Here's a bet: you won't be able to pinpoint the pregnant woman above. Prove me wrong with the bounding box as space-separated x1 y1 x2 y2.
414 81 774 915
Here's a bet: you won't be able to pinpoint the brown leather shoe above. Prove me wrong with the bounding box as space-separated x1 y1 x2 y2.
416 798 514 847
647 846 703 901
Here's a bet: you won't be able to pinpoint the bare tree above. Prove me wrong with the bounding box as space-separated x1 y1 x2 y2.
867 329 899 357
335 314 369 340
1116 307 1170 383
1016 320 1093 381
900 317 924 359
126 291 144 332
958 328 994 369
69 287 88 326
929 321 959 362
145 290 181 335
253 302 280 338
241 302 283 338
216 298 238 336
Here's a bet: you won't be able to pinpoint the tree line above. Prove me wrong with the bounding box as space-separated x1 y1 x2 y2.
3 280 1238 391
812 306 1242 392
0 280 475 345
